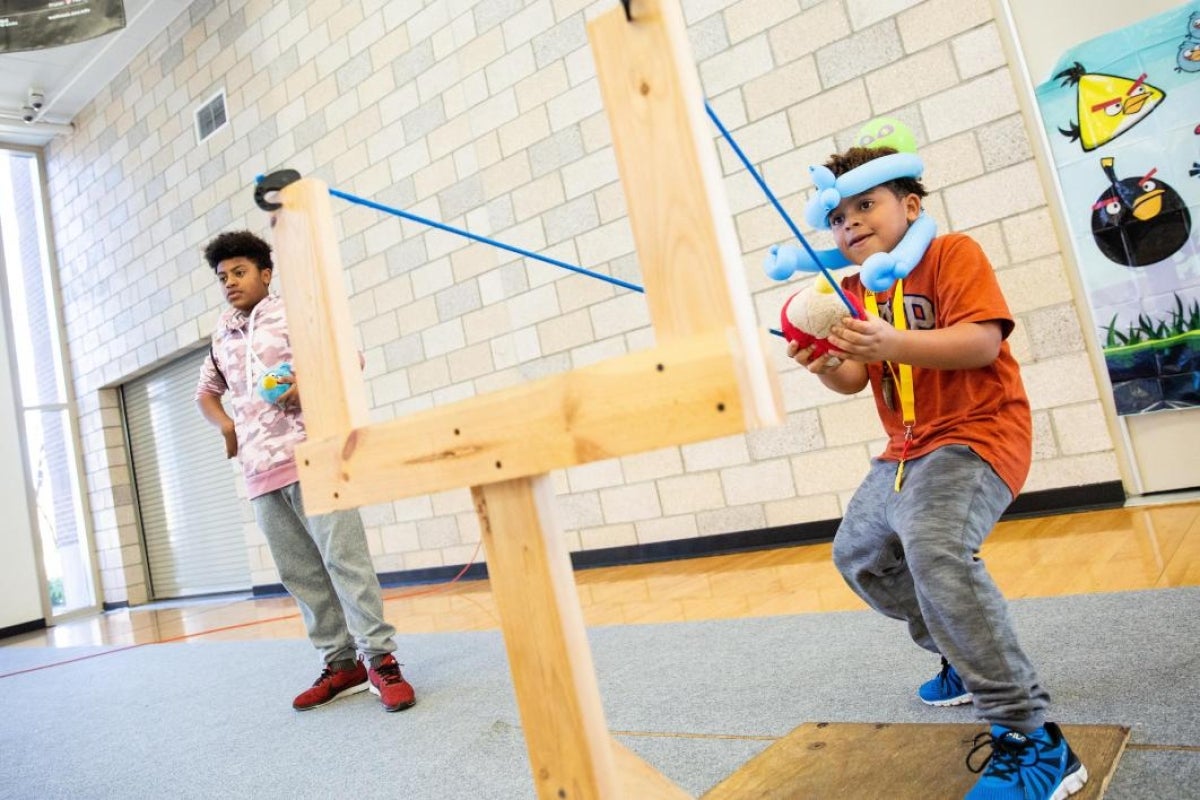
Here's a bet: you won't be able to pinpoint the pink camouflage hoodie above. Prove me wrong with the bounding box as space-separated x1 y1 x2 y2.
195 293 305 498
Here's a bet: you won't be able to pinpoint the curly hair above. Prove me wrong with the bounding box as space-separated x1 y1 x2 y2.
203 230 274 273
824 146 927 200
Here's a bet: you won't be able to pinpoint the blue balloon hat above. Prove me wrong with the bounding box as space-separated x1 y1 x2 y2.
803 152 925 231
764 118 935 292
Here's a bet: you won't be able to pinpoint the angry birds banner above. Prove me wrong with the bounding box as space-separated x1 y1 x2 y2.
1035 2 1200 415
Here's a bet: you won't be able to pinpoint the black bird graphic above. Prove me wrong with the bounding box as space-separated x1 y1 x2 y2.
1090 157 1191 267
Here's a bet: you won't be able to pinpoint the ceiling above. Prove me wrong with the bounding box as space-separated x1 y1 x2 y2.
0 0 193 148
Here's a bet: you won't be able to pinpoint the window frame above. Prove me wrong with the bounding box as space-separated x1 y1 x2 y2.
0 143 102 622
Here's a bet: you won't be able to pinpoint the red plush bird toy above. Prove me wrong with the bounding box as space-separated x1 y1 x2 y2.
780 279 866 361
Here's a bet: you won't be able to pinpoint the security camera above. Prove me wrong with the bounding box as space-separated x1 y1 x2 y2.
21 104 36 123
28 87 44 110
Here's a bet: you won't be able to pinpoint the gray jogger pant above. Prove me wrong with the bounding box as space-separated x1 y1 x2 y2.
832 445 1049 731
252 481 397 665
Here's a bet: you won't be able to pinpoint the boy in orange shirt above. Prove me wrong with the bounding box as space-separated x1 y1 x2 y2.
780 146 1087 800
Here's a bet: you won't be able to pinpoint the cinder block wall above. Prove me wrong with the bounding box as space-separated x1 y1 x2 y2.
43 0 1119 606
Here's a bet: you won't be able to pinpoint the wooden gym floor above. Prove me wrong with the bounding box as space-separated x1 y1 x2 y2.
6 495 1198 651
5 495 1195 798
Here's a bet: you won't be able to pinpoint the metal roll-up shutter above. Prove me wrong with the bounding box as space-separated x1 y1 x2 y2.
122 347 250 598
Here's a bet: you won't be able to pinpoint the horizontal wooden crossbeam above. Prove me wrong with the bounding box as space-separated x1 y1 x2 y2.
296 326 763 514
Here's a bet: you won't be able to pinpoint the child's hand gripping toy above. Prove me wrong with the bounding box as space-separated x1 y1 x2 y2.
258 363 293 405
780 280 866 364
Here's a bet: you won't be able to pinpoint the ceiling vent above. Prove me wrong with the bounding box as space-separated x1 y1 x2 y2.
194 90 228 143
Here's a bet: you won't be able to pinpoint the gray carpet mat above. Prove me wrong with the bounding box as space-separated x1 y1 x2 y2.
1 587 1196 799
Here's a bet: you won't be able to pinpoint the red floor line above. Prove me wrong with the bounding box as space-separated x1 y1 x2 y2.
0 542 482 679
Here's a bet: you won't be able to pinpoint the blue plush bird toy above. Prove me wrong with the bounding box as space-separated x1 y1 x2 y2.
258 363 293 405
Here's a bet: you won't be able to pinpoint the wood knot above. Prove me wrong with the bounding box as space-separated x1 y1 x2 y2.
341 430 359 459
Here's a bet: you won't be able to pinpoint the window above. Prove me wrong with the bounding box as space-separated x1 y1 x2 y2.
0 147 97 617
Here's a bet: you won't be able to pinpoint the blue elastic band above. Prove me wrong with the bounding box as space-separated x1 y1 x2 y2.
328 188 645 295
333 187 787 338
704 100 859 318
261 173 787 338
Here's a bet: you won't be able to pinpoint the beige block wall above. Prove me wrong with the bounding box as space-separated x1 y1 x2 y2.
42 0 1118 607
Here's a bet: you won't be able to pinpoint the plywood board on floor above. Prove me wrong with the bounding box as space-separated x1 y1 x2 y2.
703 722 1129 800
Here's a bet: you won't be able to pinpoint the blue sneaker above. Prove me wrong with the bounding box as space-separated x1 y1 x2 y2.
965 722 1088 800
918 657 972 706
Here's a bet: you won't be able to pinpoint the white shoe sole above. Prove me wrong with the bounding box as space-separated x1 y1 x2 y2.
921 692 973 707
1051 763 1089 799
294 681 369 711
367 682 417 711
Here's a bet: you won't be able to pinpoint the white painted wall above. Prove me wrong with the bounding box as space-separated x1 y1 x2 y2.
0 289 44 630
1003 0 1186 83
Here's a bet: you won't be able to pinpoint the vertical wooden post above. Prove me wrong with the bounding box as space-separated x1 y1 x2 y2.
589 0 782 428
269 178 370 441
473 476 621 799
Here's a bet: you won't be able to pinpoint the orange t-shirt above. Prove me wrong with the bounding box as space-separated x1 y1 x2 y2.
841 233 1032 498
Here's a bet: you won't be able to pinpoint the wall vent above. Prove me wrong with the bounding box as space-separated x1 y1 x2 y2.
194 90 228 143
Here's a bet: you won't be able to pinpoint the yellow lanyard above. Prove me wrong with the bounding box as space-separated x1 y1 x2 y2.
864 281 915 491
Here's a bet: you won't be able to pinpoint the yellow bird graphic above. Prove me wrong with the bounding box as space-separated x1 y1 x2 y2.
1055 62 1166 151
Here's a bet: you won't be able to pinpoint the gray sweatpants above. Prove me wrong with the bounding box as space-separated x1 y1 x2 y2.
832 445 1049 731
252 481 397 665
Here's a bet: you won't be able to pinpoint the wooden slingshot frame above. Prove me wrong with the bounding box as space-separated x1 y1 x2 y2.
268 2 783 796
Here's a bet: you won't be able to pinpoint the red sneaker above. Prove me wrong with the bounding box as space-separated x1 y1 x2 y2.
368 654 416 712
292 659 368 711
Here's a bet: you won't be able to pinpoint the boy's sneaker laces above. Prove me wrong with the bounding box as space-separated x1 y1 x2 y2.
964 723 1088 800
292 659 368 711
967 729 1037 779
368 653 416 712
918 656 972 706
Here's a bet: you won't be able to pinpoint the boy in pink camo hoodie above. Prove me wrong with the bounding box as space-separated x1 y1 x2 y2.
195 230 414 713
